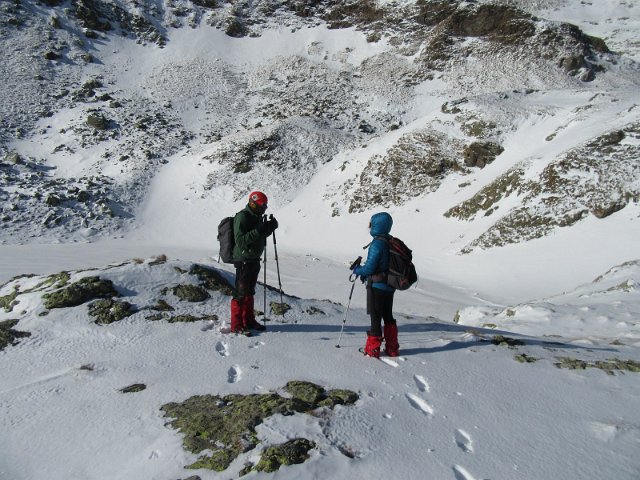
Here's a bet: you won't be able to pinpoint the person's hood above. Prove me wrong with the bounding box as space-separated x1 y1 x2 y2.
369 212 393 236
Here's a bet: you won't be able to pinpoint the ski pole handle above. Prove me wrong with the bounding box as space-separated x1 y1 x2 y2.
348 256 362 282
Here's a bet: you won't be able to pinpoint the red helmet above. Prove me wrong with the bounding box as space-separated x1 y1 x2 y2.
248 191 268 207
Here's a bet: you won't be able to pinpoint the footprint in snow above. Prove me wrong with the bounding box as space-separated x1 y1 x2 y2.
380 357 399 367
228 365 242 383
249 341 265 349
413 374 430 392
215 341 229 357
405 393 434 416
201 321 216 332
455 429 473 453
453 465 478 480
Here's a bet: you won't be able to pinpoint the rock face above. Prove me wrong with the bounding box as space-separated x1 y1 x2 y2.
0 0 635 251
446 122 640 252
349 128 466 212
463 141 504 169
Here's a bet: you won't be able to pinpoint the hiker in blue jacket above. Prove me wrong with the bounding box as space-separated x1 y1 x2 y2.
352 212 399 358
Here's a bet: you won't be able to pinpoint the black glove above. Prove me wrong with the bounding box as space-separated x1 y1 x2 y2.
256 218 278 237
349 256 362 271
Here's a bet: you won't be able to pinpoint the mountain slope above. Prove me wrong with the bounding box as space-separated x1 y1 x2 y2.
1 0 638 255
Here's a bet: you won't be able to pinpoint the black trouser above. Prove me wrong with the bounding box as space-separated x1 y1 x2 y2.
366 285 395 337
234 261 261 300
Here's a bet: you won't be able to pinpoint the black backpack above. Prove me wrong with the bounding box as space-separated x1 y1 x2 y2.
217 216 235 263
379 236 418 290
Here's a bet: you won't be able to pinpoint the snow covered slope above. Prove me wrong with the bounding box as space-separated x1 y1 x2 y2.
1 257 639 480
1 2 640 479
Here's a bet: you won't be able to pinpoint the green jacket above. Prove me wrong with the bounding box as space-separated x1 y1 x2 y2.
233 206 265 262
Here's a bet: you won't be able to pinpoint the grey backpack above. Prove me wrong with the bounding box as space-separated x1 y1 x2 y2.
217 216 235 263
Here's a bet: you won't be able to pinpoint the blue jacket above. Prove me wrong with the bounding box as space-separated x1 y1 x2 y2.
353 212 395 292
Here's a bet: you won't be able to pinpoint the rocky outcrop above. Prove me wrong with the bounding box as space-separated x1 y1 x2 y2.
161 380 358 473
349 128 465 212
447 122 640 252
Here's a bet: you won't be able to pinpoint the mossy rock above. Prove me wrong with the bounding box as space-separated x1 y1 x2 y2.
151 299 174 311
514 353 537 363
189 264 233 296
270 302 291 316
161 381 358 472
166 314 218 323
463 141 504 168
89 298 135 325
443 4 535 39
593 359 640 375
445 167 525 220
305 306 325 315
43 276 119 309
0 319 31 351
323 389 360 406
86 113 109 130
5 151 23 164
255 438 316 473
285 381 325 404
119 383 146 393
38 272 71 290
349 129 464 212
45 194 63 206
0 289 19 312
172 284 210 302
285 381 359 408
556 357 640 375
491 335 525 347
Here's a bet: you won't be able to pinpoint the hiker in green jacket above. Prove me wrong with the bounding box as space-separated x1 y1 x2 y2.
230 191 278 335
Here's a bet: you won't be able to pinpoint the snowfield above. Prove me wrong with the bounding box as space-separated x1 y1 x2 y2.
1 256 639 480
1 0 640 479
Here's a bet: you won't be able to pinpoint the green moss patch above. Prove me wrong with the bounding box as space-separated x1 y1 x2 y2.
167 314 218 323
145 313 218 323
43 276 119 309
89 299 136 325
555 357 640 375
0 319 31 351
514 353 538 363
172 284 210 302
270 301 291 316
0 289 19 313
26 272 71 292
161 381 358 472
150 299 175 311
119 383 146 393
189 264 234 296
255 438 316 473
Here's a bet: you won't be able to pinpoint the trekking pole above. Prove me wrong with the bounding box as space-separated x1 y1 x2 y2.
270 214 284 305
336 256 362 348
262 215 268 326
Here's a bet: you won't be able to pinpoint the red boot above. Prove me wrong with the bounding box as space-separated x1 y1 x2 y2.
383 323 400 357
243 296 266 331
230 298 250 335
363 332 383 358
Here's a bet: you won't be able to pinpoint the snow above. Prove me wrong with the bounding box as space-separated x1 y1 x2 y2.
2 1 640 480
